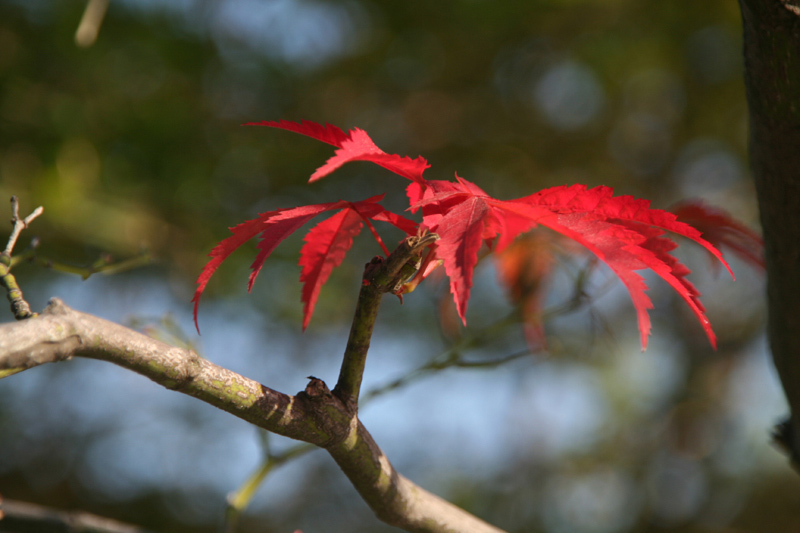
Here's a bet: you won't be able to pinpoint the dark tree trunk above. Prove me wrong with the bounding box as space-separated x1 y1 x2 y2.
738 0 800 466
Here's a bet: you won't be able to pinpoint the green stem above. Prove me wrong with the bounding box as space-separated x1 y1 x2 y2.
225 442 315 531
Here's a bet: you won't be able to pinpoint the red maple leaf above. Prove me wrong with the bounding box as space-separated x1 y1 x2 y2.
193 195 416 331
410 180 733 349
495 232 556 350
196 120 738 349
671 200 765 271
244 119 349 147
245 120 429 183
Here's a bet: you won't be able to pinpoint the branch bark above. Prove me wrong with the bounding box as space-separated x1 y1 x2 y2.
333 233 439 412
738 0 800 466
0 497 151 533
0 298 503 533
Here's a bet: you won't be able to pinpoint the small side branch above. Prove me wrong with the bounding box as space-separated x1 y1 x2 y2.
779 0 800 16
3 196 44 257
224 438 315 532
75 0 111 47
333 276 382 413
333 233 439 412
1 196 44 320
1 196 153 322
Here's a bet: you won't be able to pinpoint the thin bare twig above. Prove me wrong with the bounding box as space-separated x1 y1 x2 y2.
75 0 111 48
3 196 43 257
224 435 315 533
1 196 44 320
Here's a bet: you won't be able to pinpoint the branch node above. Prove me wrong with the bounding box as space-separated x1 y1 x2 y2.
305 375 331 398
45 297 70 315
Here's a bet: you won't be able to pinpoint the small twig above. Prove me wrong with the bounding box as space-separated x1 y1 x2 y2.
780 0 800 16
361 348 530 405
35 249 153 280
332 233 439 413
224 437 315 532
10 246 153 280
3 196 43 257
75 0 111 48
1 197 44 320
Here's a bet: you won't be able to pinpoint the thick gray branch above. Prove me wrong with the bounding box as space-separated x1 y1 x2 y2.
0 299 503 533
739 0 800 465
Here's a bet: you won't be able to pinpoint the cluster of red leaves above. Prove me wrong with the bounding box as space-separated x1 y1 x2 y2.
194 120 755 350
493 199 765 350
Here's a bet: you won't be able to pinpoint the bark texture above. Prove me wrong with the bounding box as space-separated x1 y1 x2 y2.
738 0 800 464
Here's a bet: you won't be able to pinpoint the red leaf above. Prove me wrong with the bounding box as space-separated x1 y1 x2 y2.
433 195 492 321
193 202 346 332
516 185 734 277
504 187 733 349
671 200 765 270
366 208 419 235
244 119 349 147
299 208 365 330
311 128 430 183
349 198 419 236
411 177 535 324
415 178 731 349
246 120 429 184
203 120 740 350
496 232 555 350
528 212 663 349
193 195 416 333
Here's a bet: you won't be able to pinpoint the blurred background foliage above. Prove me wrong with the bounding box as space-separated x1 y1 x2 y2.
0 0 796 532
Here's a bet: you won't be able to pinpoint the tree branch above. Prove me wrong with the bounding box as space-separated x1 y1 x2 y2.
333 266 383 413
1 196 44 320
0 298 337 443
0 298 503 532
738 0 800 468
0 497 151 533
333 233 439 412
